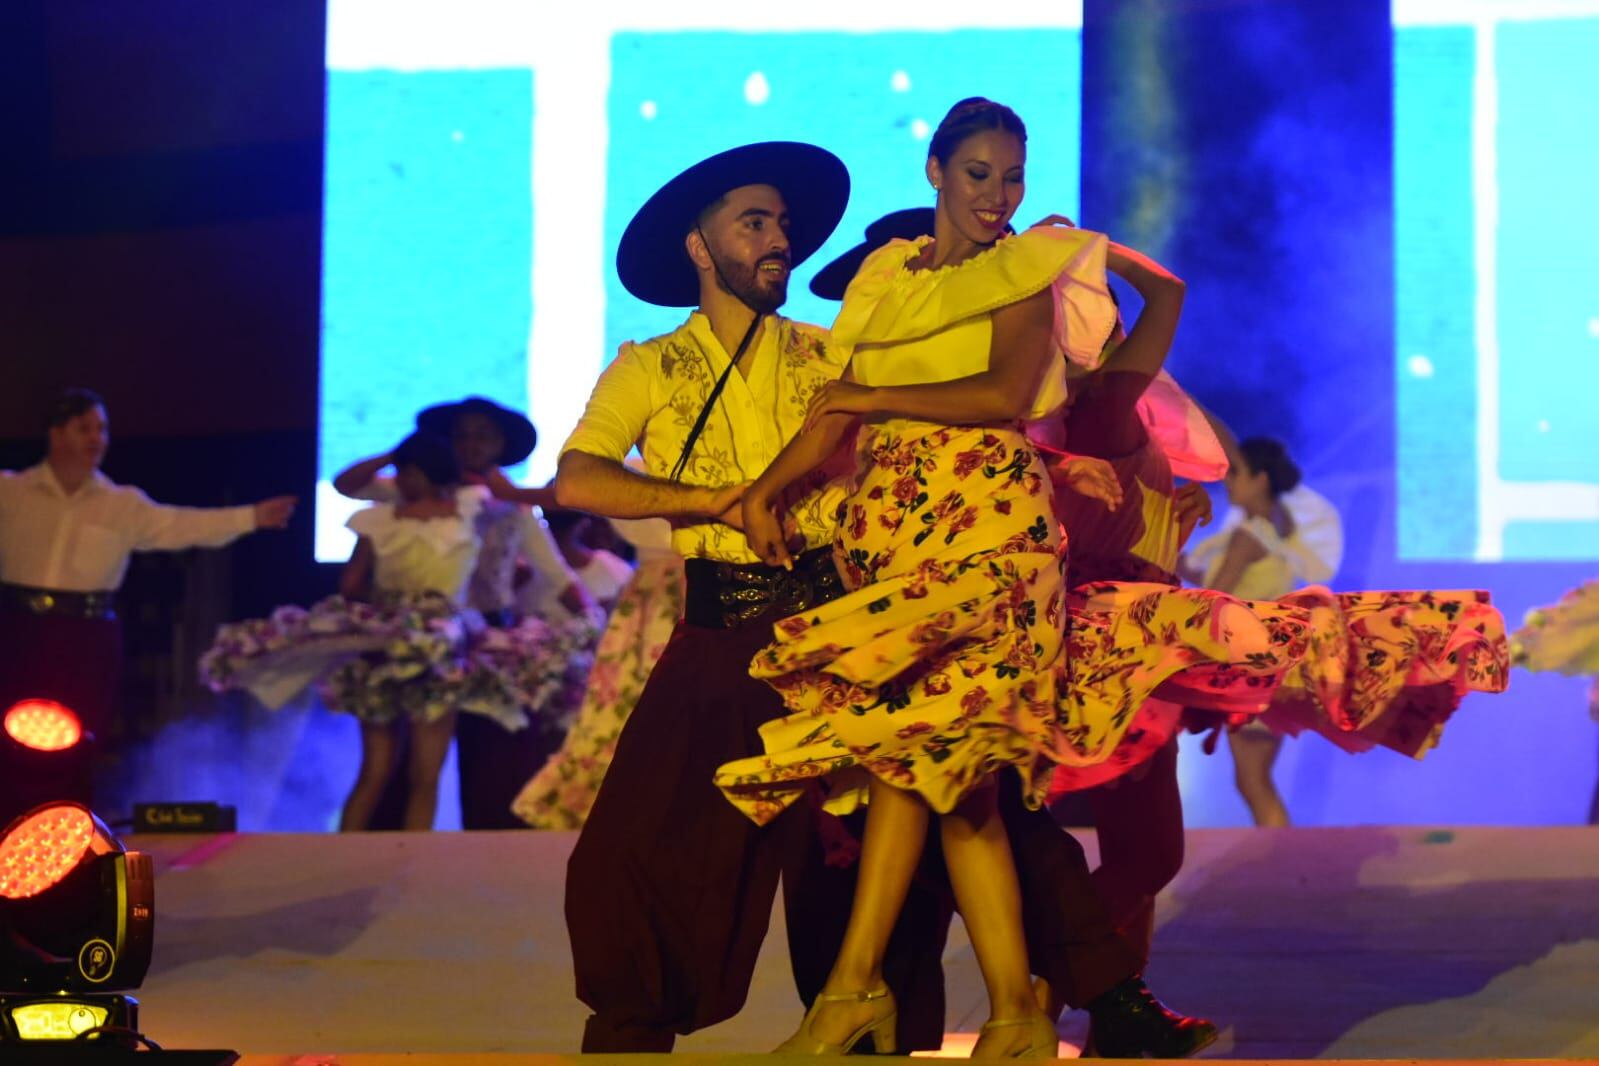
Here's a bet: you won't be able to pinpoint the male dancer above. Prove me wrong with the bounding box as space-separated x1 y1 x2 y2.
556 141 924 1052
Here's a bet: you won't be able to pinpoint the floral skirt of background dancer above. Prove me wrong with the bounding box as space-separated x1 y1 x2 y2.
513 554 687 828
1512 579 1599 678
200 591 598 733
713 421 1321 825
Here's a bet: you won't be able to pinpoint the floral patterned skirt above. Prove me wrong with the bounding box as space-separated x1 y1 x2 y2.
1046 587 1510 792
200 592 597 732
712 423 1316 825
512 554 687 829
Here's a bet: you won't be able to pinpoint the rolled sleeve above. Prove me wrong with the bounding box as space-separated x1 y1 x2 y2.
560 343 652 463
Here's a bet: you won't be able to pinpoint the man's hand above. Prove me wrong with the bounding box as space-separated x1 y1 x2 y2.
1053 455 1123 511
253 495 297 529
1173 482 1214 548
815 810 862 869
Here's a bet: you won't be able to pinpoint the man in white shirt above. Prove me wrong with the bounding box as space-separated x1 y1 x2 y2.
0 388 294 800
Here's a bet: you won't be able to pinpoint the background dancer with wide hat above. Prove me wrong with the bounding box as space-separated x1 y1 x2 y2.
333 395 596 829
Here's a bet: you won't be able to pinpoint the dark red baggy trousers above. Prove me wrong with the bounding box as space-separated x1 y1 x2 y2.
565 613 1141 1051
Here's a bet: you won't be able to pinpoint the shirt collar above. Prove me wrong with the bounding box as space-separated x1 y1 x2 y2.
27 462 110 500
683 310 783 366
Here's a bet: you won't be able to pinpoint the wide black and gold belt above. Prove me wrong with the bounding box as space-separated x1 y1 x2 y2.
0 581 118 621
683 547 845 629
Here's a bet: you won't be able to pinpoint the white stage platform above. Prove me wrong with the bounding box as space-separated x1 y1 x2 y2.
120 826 1599 1060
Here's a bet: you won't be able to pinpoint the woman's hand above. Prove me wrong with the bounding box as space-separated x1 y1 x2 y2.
804 380 877 435
477 466 513 498
1054 455 1123 511
742 490 794 570
1029 213 1077 230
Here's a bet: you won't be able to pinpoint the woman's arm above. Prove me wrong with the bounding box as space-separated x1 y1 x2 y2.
1101 242 1186 378
803 288 1056 431
742 411 858 569
339 537 375 601
332 453 394 498
1206 527 1267 595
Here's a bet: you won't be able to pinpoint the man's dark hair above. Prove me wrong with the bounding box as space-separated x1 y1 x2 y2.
48 387 106 431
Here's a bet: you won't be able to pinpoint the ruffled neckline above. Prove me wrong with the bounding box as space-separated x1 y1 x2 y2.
348 486 485 546
831 226 1111 357
893 233 1010 280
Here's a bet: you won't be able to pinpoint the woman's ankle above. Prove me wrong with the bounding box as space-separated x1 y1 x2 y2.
823 963 885 994
990 988 1043 1021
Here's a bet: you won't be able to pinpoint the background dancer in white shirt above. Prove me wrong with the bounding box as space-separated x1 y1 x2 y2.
333 397 597 830
1180 434 1344 827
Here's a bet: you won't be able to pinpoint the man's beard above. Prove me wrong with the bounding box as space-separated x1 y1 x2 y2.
710 247 789 314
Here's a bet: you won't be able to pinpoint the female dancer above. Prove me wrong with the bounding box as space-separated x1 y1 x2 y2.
715 98 1310 1057
203 433 576 830
335 398 599 829
1180 436 1325 825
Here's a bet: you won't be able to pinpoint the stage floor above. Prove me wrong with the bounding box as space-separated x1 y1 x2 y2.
123 826 1599 1059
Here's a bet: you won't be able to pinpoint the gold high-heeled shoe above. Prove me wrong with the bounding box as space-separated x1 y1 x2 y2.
972 1010 1060 1059
774 986 898 1055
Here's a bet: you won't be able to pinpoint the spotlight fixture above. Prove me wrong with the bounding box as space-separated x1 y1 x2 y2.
0 715 238 1060
1 700 92 829
0 803 152 1046
4 700 84 752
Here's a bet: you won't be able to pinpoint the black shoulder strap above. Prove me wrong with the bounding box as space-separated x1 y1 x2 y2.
669 313 764 482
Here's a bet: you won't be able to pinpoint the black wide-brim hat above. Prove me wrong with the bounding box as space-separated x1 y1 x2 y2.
617 141 851 307
808 207 935 300
415 396 537 466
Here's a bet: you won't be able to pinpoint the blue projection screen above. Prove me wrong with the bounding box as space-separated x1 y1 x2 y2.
1394 2 1599 562
317 3 1085 561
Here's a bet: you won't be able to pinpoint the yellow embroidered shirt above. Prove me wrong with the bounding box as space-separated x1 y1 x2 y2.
561 312 848 563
